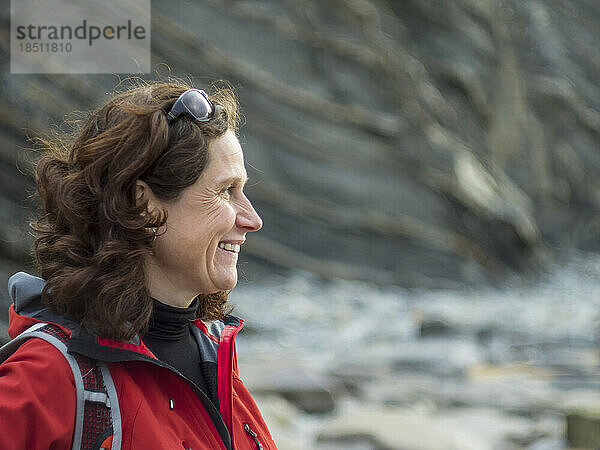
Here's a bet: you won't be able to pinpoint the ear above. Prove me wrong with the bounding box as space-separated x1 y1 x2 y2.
136 180 159 213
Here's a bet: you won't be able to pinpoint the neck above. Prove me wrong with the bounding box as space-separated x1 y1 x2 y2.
144 260 199 308
153 295 198 309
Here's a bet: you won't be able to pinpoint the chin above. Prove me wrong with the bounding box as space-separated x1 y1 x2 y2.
211 272 238 292
219 279 238 291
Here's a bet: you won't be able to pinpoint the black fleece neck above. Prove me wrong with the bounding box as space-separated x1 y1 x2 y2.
146 297 198 340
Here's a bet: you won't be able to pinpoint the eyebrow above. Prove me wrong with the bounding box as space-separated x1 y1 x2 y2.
217 174 249 186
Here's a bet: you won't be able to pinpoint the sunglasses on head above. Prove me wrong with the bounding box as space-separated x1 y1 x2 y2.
166 89 215 123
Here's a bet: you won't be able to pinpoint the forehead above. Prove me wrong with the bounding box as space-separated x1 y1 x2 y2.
203 130 247 182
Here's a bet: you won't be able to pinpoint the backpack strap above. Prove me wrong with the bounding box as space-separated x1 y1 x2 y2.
0 323 122 450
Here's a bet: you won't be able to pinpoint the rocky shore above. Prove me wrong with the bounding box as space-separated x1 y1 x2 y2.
0 256 597 449
232 254 600 449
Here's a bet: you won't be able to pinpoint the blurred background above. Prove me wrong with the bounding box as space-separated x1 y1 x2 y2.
1 0 600 448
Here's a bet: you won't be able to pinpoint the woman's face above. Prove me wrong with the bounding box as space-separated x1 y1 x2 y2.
142 129 263 307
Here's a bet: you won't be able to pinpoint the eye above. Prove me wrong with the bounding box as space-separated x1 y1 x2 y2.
220 184 234 197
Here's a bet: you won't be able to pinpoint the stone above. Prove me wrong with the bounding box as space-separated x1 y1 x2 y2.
524 437 567 450
419 317 459 338
249 394 314 450
364 365 600 420
364 371 561 414
239 359 339 414
317 404 542 450
566 410 600 449
390 338 482 378
317 406 488 450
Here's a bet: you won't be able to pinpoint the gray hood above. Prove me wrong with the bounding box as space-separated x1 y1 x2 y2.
8 271 80 331
8 271 46 314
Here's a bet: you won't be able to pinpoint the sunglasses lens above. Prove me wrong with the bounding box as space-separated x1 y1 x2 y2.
181 91 213 120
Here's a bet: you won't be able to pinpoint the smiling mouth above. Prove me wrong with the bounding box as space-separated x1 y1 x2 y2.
218 242 240 253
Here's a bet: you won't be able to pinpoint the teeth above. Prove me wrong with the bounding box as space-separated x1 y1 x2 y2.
219 242 241 253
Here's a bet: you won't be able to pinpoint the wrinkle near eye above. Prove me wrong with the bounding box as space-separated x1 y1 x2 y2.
183 188 221 208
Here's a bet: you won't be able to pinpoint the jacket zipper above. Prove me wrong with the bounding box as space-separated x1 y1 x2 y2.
243 422 263 450
217 321 245 449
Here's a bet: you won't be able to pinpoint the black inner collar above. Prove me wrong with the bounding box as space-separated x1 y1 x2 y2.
145 297 198 340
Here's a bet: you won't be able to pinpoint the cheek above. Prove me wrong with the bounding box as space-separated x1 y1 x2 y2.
153 214 200 258
224 207 236 226
204 202 236 230
155 200 237 258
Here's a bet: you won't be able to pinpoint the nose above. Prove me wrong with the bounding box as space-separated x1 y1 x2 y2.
236 195 263 233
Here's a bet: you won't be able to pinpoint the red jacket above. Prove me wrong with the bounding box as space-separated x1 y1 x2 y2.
0 272 276 449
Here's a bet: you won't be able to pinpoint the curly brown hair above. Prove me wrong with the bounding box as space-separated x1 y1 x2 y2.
30 79 240 340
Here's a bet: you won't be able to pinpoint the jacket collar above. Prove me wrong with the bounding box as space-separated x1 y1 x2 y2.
66 315 244 364
7 270 244 363
67 326 159 363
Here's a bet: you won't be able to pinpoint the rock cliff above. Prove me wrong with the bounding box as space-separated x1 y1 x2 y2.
1 0 599 311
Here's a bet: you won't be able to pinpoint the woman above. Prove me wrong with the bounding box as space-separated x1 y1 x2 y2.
0 81 276 449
